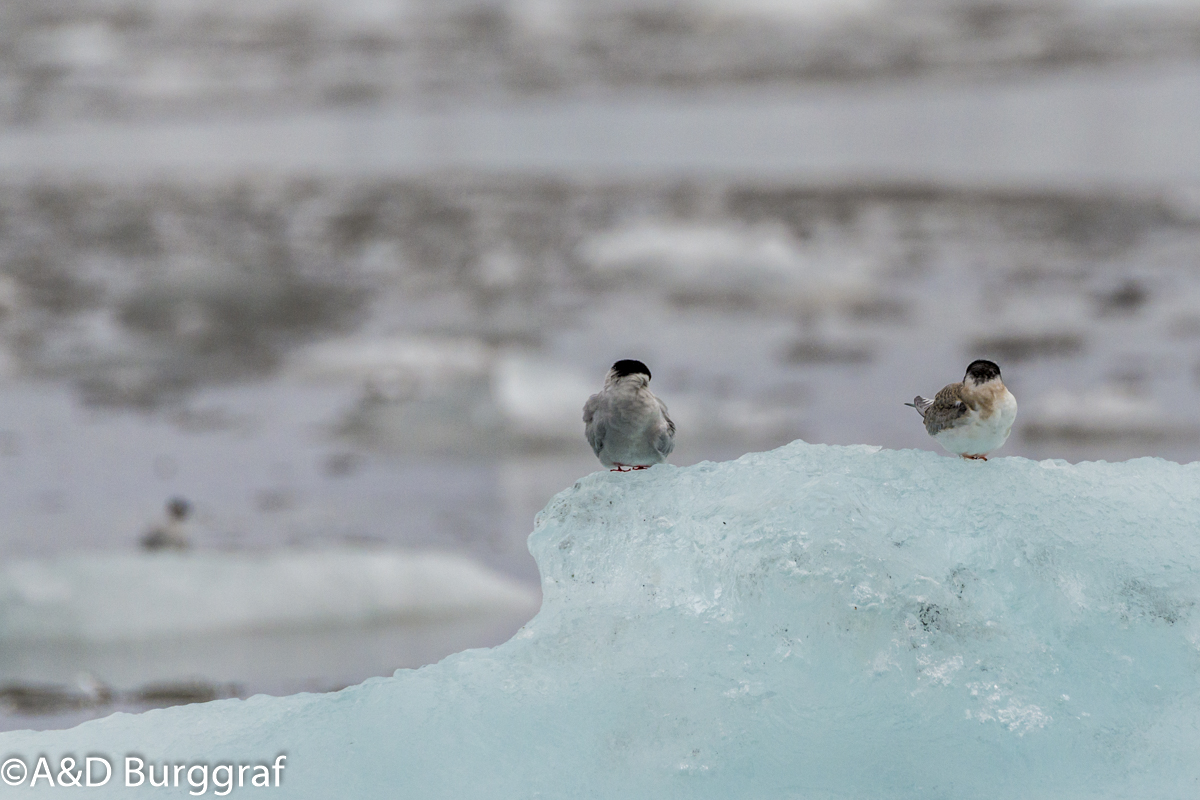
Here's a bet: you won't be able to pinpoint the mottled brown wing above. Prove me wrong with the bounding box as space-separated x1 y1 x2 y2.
922 383 969 436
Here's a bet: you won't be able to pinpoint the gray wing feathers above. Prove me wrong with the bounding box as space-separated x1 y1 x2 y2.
654 401 676 458
582 394 599 424
583 394 605 456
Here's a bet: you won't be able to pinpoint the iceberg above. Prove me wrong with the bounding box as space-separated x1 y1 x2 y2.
4 441 1200 798
577 221 877 309
1023 387 1198 445
0 549 538 642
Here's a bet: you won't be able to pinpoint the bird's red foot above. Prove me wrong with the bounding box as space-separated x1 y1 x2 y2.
630 465 650 470
610 464 632 472
961 454 988 461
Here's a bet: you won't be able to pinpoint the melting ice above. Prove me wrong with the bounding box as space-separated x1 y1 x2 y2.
4 441 1200 798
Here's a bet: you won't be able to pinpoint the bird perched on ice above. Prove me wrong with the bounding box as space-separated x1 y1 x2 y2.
141 496 192 551
583 359 675 471
906 359 1017 460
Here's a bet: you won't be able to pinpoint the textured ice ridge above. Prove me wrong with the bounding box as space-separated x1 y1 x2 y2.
4 441 1200 798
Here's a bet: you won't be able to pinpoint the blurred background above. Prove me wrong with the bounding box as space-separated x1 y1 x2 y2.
4 0 1200 731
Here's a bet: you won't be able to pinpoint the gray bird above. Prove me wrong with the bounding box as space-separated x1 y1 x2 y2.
583 359 675 471
907 359 1017 460
141 496 192 551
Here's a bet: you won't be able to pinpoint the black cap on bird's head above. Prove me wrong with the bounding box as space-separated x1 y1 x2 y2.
610 359 652 381
964 359 1002 385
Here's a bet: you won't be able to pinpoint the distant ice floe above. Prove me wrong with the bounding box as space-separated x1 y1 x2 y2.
491 353 808 449
508 0 576 37
0 548 539 643
695 0 885 23
663 393 806 446
316 338 810 454
492 353 595 443
578 221 878 312
1023 387 1199 443
288 335 492 398
297 339 591 454
287 335 500 453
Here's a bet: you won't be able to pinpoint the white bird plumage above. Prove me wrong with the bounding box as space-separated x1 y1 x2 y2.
907 359 1017 460
583 359 675 471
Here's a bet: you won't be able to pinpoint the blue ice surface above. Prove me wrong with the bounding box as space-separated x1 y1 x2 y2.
4 441 1200 798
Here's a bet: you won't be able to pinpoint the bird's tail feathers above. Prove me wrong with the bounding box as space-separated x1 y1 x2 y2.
907 396 933 418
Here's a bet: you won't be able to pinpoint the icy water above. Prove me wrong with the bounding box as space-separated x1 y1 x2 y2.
4 61 1200 731
3 64 1200 186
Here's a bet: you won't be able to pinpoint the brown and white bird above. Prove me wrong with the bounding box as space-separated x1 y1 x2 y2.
907 360 1017 460
583 359 675 471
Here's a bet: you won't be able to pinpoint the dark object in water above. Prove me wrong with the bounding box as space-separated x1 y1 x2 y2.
131 681 239 706
969 332 1083 362
0 680 112 714
141 497 192 551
